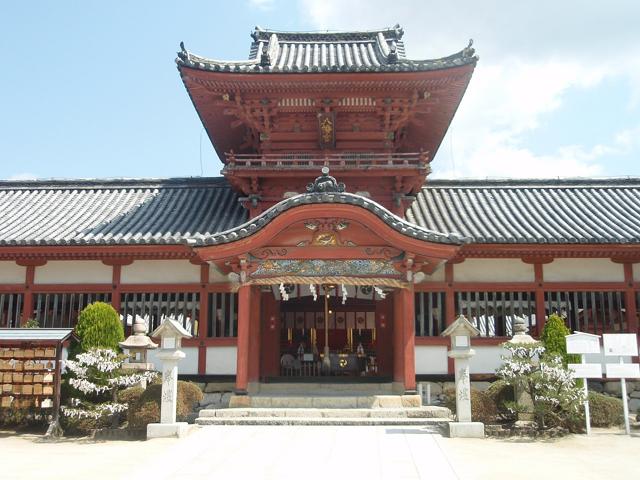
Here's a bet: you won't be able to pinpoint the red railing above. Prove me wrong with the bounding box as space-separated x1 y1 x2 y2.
223 152 430 170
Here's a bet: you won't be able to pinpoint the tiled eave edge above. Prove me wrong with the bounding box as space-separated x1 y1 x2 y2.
188 192 467 247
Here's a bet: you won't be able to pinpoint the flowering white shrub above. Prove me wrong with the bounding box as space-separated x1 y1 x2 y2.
497 342 585 430
61 348 157 423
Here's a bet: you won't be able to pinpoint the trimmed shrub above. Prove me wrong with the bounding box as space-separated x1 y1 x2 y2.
126 381 203 429
588 392 624 427
75 302 124 353
541 314 579 365
485 379 515 417
443 388 498 424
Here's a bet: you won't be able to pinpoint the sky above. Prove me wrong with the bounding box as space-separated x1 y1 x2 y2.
1 1 639 181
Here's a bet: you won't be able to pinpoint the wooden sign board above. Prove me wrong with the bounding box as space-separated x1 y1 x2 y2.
568 363 602 379
566 332 601 355
602 334 638 357
605 363 640 379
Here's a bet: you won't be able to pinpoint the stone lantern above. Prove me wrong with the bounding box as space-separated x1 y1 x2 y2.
146 318 192 439
442 315 484 438
119 316 158 381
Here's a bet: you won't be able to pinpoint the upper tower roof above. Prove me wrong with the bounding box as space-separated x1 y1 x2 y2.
176 25 477 74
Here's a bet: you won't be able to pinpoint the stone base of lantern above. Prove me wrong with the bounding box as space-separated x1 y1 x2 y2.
447 422 485 438
147 422 194 439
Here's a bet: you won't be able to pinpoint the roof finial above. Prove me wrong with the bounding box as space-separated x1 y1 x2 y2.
393 24 404 39
306 167 346 194
387 41 398 63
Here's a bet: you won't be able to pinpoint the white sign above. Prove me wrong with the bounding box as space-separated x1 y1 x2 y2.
568 363 603 379
602 334 638 356
605 363 640 379
162 337 176 349
566 332 601 354
454 335 469 348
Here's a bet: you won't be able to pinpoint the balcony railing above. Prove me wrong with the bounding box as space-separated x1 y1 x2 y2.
223 152 430 170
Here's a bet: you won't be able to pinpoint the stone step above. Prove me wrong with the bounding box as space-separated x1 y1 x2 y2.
196 417 450 428
198 406 451 419
255 382 394 395
230 394 422 409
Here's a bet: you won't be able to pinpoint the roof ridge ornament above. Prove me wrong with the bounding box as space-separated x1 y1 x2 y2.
462 39 475 58
307 167 346 194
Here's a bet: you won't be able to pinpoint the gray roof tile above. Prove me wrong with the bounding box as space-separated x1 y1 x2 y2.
408 178 640 244
0 178 246 246
176 26 477 74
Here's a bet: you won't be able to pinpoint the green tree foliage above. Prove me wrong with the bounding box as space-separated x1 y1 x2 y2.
75 302 124 353
541 314 579 365
588 392 624 427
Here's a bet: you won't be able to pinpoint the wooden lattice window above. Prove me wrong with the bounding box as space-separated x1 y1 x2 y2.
207 293 238 338
120 292 200 337
33 293 112 328
0 293 23 328
414 292 446 337
455 291 536 337
544 291 626 334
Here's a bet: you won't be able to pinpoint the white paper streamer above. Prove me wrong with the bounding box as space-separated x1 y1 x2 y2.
341 284 348 304
374 286 386 299
309 284 318 301
279 283 289 301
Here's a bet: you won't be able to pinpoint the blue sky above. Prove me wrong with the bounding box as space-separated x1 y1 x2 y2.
1 1 639 180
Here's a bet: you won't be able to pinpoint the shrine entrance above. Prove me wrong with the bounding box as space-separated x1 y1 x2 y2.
274 284 387 379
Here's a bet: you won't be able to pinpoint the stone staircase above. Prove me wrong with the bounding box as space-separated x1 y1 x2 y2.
196 406 451 427
195 383 451 427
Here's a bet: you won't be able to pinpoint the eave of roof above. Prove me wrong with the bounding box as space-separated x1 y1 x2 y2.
190 190 467 247
175 25 478 74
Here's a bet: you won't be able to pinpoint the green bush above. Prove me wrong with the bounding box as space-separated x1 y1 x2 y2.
485 379 515 417
541 314 579 365
443 388 498 424
74 302 124 353
23 318 39 328
588 392 624 427
125 381 203 429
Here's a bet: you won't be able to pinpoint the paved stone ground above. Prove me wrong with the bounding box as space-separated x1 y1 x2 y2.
1 427 639 479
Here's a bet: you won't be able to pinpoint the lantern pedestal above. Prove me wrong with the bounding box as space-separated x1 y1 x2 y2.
146 318 194 440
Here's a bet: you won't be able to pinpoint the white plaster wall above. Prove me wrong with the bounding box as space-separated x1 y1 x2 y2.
121 260 200 284
633 264 640 282
415 345 448 374
146 346 199 375
469 346 506 374
209 264 230 283
544 258 623 282
454 259 534 282
34 261 112 284
206 346 237 375
421 267 445 283
0 261 25 283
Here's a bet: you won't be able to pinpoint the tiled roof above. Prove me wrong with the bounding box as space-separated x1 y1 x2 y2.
407 178 640 244
0 178 246 246
190 191 466 247
176 25 477 74
2 177 640 247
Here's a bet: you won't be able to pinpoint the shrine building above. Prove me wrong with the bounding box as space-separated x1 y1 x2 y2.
1 26 639 395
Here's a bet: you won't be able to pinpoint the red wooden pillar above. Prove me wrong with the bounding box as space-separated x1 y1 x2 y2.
400 286 416 393
20 265 36 326
534 263 546 337
248 286 262 383
444 262 455 374
392 290 404 386
235 283 252 394
624 264 638 335
197 264 210 375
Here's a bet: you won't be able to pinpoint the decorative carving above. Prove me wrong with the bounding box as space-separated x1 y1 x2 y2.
364 247 402 259
306 167 345 194
251 248 288 260
252 259 399 277
311 232 338 246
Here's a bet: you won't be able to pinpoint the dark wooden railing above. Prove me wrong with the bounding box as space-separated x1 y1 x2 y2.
223 151 430 170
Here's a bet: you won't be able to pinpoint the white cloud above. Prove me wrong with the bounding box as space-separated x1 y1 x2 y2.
300 0 640 178
6 172 37 181
248 0 275 11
